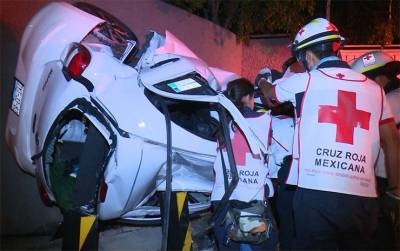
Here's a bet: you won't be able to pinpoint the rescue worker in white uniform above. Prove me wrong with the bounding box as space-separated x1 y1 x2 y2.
211 78 277 250
259 18 400 249
352 51 400 249
352 51 400 178
255 59 304 250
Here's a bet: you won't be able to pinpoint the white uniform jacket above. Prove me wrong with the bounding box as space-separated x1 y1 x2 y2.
211 108 272 202
273 60 394 197
268 115 294 178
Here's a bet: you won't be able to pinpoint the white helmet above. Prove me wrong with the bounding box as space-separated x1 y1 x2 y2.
292 18 343 56
351 51 395 74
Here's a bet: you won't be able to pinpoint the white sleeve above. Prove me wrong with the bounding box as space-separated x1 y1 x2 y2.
274 72 309 107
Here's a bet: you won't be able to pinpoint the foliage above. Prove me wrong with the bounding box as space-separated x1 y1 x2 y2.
233 0 316 42
165 0 400 45
165 0 316 42
331 0 400 44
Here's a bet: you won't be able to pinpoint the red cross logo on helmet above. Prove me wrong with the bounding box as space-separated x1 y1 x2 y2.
326 23 337 31
364 54 373 60
362 54 376 67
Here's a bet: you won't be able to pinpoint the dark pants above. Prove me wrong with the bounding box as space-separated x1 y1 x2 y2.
292 187 378 250
373 177 396 249
276 184 296 250
211 201 278 251
275 156 296 250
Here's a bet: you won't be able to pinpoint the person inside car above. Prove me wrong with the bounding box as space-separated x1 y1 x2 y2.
211 78 277 250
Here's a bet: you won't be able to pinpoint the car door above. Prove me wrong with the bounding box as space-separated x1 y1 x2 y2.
139 70 267 157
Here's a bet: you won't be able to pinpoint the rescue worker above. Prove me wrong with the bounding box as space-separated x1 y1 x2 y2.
258 18 400 249
351 51 400 129
211 78 277 250
255 60 302 250
352 51 400 249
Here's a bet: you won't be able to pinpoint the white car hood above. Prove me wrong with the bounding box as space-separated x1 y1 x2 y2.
137 30 239 91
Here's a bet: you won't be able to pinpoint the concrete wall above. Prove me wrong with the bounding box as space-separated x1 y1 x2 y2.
242 37 292 82
89 0 243 74
0 0 242 235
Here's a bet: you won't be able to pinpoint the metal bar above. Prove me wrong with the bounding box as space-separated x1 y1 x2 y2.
155 94 173 251
209 105 239 227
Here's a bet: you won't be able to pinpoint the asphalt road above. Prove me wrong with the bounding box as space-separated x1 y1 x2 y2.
2 226 161 251
1 213 215 251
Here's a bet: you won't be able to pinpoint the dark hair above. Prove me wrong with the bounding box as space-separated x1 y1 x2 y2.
223 78 254 111
307 42 340 60
282 57 297 72
295 41 340 70
365 61 400 79
218 78 254 149
365 61 400 93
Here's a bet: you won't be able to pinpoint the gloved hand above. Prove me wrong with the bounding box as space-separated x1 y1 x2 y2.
255 67 272 87
255 67 279 108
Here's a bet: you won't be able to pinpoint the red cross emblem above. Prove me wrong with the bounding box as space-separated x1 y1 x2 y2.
336 73 345 79
298 28 305 35
229 128 251 166
318 90 370 144
362 54 376 66
326 24 337 31
223 127 261 166
364 54 373 60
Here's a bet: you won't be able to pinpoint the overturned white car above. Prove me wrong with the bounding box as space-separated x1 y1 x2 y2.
5 2 267 223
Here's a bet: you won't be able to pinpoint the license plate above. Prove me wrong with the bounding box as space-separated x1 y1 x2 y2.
10 78 24 116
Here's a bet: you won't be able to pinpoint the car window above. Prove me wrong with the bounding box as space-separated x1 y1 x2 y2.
82 23 137 63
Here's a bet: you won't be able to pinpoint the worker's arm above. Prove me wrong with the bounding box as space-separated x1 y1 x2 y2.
380 121 400 197
258 79 278 108
258 71 308 109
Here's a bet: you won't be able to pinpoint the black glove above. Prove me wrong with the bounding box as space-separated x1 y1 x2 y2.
255 68 272 87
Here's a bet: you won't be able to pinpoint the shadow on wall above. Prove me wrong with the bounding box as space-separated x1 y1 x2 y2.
0 22 62 236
